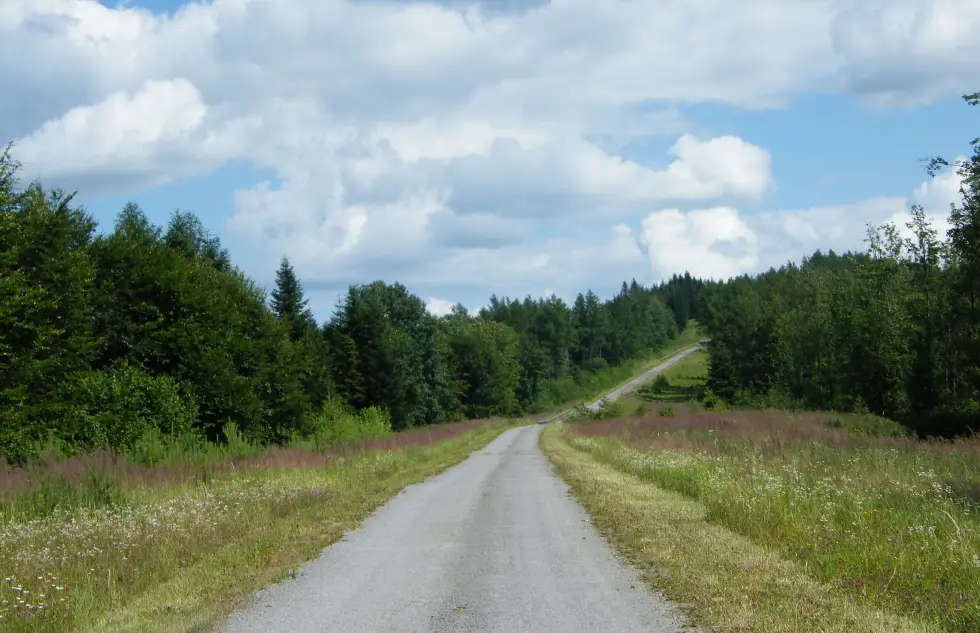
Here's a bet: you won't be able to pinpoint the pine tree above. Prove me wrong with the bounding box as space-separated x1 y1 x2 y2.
271 256 315 342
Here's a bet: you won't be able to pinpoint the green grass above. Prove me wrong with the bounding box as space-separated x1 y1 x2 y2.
544 347 980 632
0 420 519 632
542 425 939 633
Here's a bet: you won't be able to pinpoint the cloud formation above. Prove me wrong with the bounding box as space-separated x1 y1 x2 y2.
631 159 966 283
2 0 978 310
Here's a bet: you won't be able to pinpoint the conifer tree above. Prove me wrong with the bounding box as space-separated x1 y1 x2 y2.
271 256 315 342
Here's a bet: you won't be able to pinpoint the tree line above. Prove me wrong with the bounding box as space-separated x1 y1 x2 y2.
698 92 980 437
0 147 693 463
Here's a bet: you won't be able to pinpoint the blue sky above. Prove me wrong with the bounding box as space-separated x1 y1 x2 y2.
5 0 979 319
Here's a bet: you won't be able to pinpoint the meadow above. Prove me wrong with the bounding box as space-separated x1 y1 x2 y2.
544 350 980 633
0 419 516 633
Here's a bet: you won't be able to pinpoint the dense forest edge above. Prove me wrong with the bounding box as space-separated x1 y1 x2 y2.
698 91 980 439
0 145 701 465
3 90 977 465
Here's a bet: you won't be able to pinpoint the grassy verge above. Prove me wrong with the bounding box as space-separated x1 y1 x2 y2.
542 425 939 633
543 410 980 632
0 420 518 632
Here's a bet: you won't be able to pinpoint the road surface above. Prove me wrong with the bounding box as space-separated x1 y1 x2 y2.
223 351 700 633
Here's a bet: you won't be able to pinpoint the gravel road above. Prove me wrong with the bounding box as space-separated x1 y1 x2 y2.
222 350 700 633
583 344 703 411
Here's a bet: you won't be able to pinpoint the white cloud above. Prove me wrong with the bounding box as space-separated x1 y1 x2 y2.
832 0 980 107
637 207 759 281
425 297 457 317
13 78 259 193
631 160 967 281
910 156 965 212
3 0 979 313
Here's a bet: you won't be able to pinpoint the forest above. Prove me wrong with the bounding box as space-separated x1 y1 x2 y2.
0 143 702 464
4 90 975 466
698 92 980 438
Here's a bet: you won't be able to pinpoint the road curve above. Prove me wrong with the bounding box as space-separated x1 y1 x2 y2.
222 426 687 633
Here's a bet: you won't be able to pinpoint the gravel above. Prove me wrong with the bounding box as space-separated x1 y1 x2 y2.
222 353 698 633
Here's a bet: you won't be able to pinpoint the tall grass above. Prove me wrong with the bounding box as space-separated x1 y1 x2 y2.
565 411 980 632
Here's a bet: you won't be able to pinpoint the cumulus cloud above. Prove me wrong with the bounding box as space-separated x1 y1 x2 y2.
13 78 259 193
425 297 457 317
637 207 759 281
832 0 980 107
3 0 979 312
632 160 967 282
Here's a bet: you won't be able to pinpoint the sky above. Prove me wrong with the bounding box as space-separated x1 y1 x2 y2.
2 0 978 320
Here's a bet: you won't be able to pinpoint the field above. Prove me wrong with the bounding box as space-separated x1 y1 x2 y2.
0 420 517 633
543 351 980 633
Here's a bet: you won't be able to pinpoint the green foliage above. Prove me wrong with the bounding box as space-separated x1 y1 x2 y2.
0 148 98 462
221 420 260 459
0 144 694 463
481 285 678 411
440 312 521 419
270 256 316 342
697 93 980 437
658 405 675 417
88 205 310 444
326 282 452 430
302 398 393 450
823 413 911 438
700 389 726 412
60 364 198 451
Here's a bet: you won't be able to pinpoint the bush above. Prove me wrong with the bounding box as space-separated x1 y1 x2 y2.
651 373 670 392
824 413 910 438
659 405 676 417
701 389 726 412
60 365 198 452
570 398 623 422
304 398 393 450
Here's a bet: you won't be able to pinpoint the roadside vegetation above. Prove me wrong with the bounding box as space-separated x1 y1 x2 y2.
0 419 516 632
545 329 980 632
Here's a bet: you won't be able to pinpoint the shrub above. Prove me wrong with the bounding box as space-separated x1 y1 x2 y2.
659 405 676 417
60 365 198 452
304 398 393 450
824 413 910 438
570 398 623 422
701 389 726 412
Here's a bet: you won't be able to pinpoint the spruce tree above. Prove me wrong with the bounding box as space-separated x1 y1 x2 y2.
271 256 315 342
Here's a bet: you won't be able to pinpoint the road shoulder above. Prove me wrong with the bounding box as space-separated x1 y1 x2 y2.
540 426 936 633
